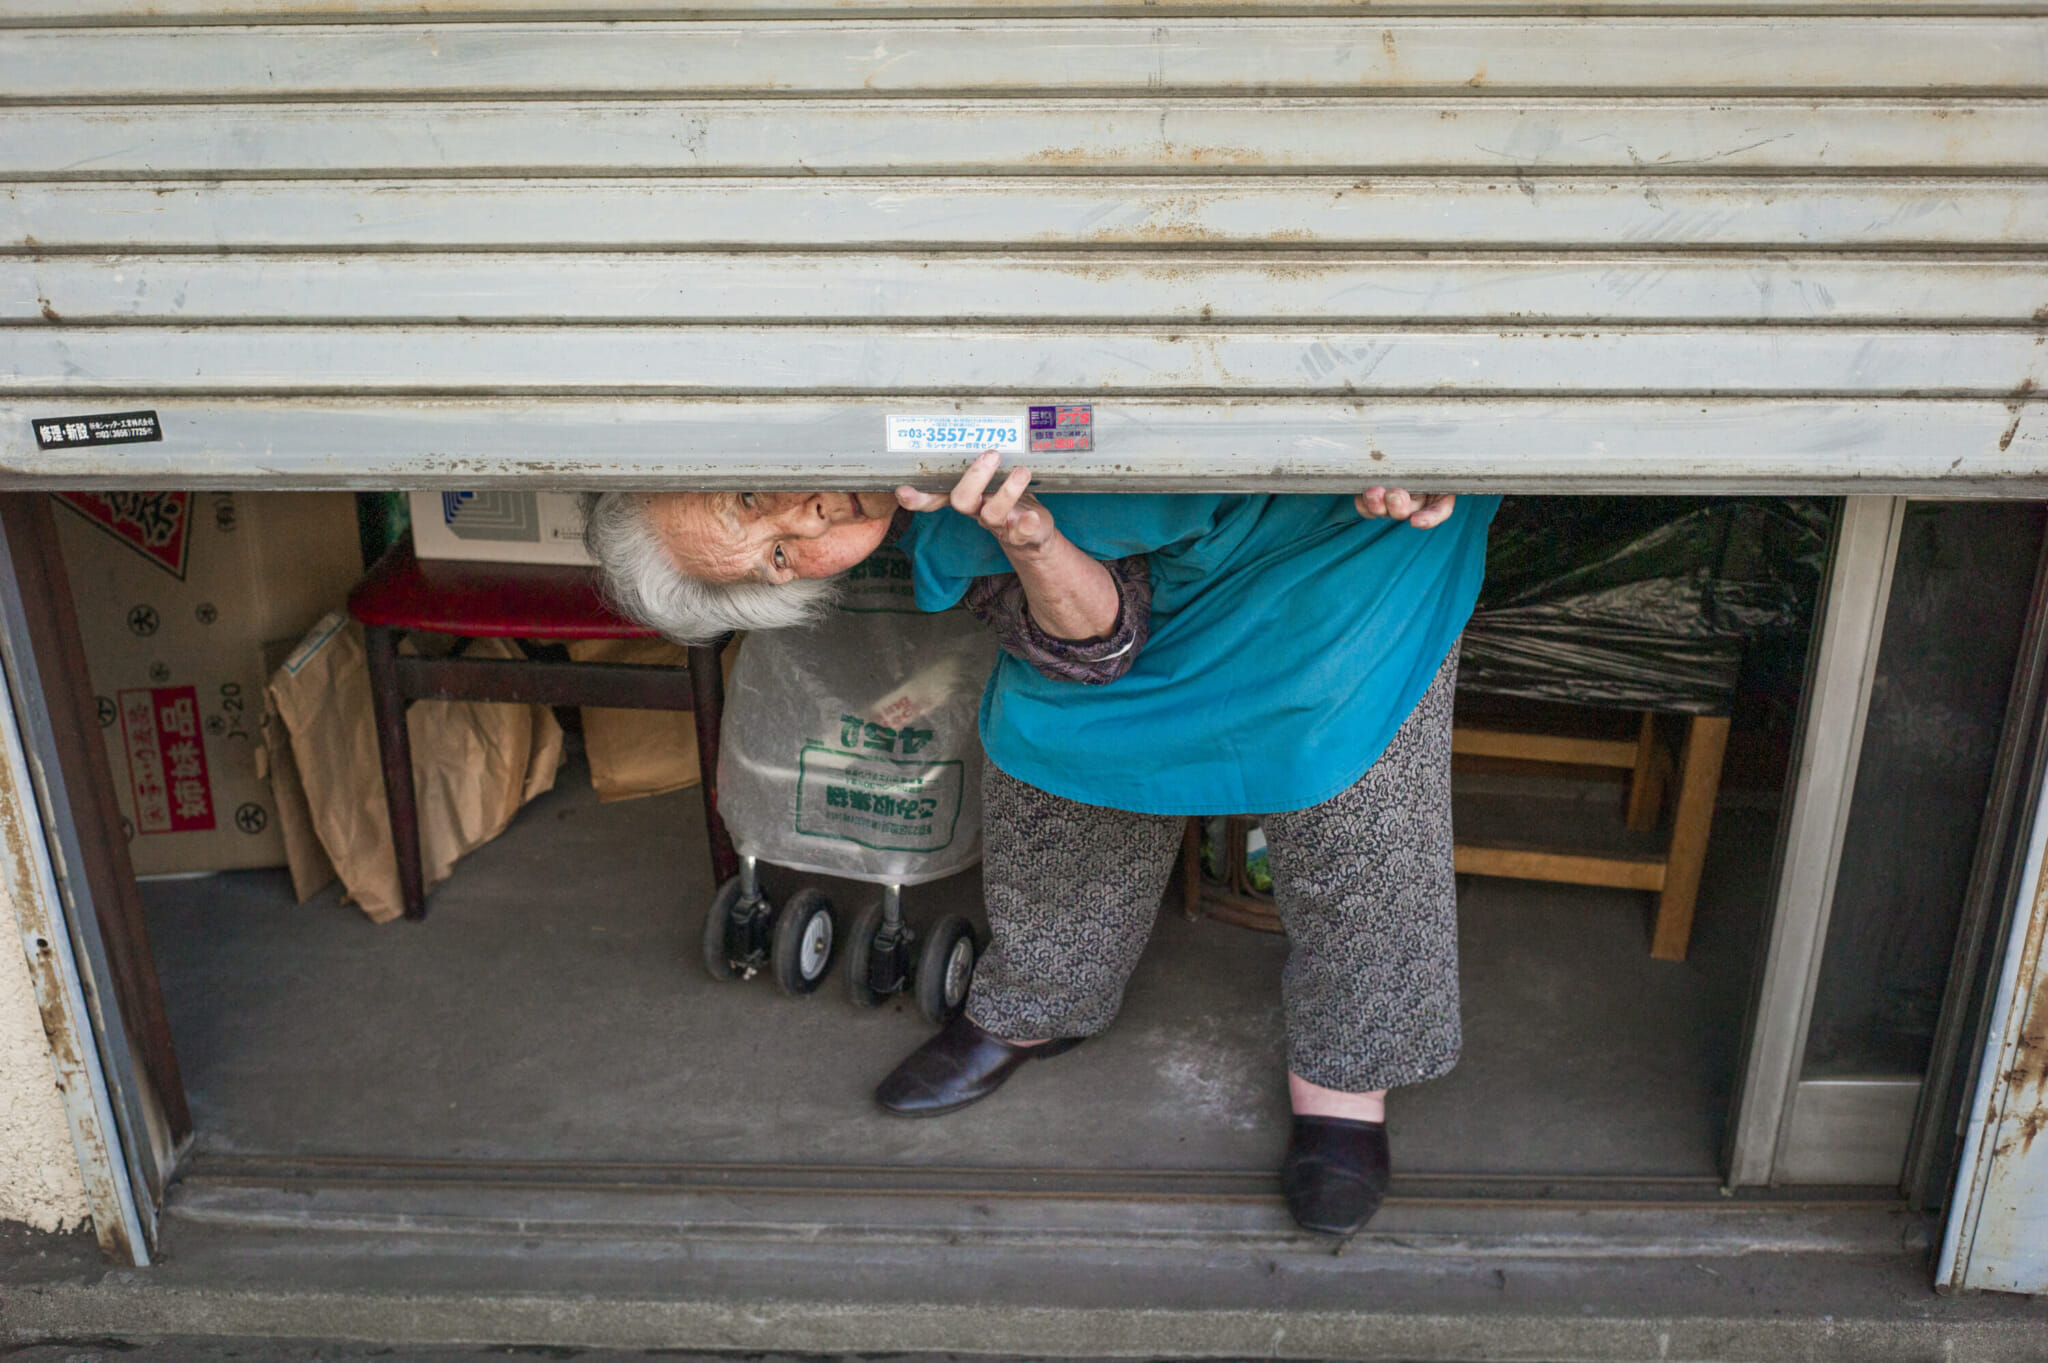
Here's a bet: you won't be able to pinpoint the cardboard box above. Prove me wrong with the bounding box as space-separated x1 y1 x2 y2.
54 492 365 876
408 491 593 565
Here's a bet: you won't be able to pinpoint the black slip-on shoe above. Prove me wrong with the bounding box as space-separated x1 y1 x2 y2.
874 1011 1085 1117
1281 1114 1391 1236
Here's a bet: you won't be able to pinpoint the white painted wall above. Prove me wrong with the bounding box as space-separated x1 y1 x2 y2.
0 877 89 1232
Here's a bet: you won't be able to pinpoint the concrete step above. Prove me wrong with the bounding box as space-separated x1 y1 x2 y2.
164 1153 1922 1261
8 1164 2046 1362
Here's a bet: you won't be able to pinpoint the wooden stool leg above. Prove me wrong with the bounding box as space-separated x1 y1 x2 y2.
1651 714 1731 962
1180 817 1204 919
687 640 740 886
1625 710 1669 833
362 624 428 921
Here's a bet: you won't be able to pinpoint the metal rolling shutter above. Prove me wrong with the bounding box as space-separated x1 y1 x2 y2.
1 2 2043 491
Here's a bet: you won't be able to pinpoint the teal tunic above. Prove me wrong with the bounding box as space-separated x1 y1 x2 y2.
897 493 1499 815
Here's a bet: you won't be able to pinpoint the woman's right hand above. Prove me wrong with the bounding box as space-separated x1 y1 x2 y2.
900 451 1120 640
897 450 1059 558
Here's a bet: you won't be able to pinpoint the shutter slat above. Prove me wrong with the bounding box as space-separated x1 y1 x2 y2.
3 19 2044 97
7 0 2043 16
2 396 2038 492
10 100 2046 176
12 178 2048 249
7 326 2044 396
13 254 2041 324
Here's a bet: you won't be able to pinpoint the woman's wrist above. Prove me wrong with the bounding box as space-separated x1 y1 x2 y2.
1004 533 1120 640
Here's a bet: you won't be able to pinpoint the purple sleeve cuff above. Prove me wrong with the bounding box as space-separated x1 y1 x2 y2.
963 555 1152 685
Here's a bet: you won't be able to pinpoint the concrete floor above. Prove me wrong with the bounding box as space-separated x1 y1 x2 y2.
140 753 1768 1180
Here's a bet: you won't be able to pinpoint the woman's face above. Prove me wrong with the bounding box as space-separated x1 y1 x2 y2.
648 491 896 587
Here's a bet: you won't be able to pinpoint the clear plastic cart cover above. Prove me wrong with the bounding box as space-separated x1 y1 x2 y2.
717 544 998 886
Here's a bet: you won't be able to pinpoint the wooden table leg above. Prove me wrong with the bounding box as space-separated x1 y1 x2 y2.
687 639 740 886
362 624 428 921
1650 714 1731 961
1625 710 1670 833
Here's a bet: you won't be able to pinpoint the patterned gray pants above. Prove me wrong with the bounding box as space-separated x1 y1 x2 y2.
967 646 1461 1093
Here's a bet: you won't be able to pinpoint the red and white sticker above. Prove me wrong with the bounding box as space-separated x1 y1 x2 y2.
55 491 193 580
118 685 215 834
1028 404 1093 453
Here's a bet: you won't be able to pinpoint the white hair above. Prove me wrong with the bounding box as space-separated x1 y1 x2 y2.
582 492 840 645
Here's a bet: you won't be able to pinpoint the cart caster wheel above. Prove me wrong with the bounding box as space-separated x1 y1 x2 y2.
845 897 886 1008
772 887 837 996
701 875 748 982
916 913 978 1025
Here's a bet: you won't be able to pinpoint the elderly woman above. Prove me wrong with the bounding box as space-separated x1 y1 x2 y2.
586 458 1498 1236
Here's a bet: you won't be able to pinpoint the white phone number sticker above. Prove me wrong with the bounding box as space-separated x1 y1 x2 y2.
885 414 1024 454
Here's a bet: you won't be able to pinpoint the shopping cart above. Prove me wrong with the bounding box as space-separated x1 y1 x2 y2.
699 544 997 1024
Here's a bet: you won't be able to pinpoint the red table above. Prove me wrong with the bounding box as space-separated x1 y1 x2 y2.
348 537 736 919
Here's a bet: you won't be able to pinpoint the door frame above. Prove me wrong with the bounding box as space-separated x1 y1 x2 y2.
0 493 191 1262
1905 525 2048 1210
1938 673 2048 1292
1724 496 1906 1187
6 486 2036 1260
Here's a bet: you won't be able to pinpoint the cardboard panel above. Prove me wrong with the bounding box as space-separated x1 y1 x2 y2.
53 491 364 874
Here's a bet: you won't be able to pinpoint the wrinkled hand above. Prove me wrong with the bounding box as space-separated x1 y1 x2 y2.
1355 488 1457 529
897 450 1057 555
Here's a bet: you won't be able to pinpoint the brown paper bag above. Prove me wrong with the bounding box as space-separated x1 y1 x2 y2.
568 636 708 803
256 688 337 904
268 612 563 923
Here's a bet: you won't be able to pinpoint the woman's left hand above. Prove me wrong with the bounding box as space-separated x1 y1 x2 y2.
1355 488 1457 529
897 449 1058 557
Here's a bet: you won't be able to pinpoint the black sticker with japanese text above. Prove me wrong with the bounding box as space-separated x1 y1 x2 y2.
33 411 162 450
